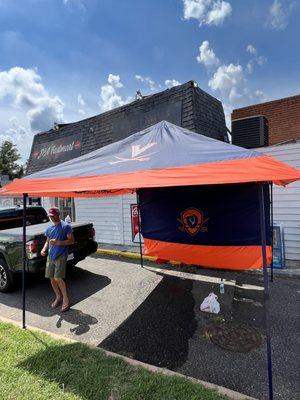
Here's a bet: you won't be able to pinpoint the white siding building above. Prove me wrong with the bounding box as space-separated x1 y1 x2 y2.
257 140 300 267
42 193 139 247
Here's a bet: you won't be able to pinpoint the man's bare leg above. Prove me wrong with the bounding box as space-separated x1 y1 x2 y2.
55 278 70 309
50 278 62 307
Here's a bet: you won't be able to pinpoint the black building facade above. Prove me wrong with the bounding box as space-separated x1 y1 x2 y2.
27 81 228 245
27 81 228 175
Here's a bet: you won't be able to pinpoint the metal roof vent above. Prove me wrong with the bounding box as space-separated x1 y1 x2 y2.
231 115 269 148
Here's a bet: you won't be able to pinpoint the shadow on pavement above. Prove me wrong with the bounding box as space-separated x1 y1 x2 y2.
55 308 98 335
100 274 197 369
0 266 111 324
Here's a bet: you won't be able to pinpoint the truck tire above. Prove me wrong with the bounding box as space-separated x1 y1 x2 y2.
0 257 14 293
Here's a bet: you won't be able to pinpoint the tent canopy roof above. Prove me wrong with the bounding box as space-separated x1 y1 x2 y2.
1 121 300 197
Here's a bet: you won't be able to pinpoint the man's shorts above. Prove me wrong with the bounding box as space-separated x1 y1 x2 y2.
45 254 67 279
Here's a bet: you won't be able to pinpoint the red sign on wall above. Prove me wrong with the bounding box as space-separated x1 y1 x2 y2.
131 204 142 243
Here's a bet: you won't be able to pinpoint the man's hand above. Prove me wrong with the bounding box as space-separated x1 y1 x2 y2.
41 249 47 257
50 239 60 246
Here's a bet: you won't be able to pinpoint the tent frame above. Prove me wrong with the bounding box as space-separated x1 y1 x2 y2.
21 183 274 399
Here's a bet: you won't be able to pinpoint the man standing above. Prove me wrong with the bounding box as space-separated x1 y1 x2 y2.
41 207 74 312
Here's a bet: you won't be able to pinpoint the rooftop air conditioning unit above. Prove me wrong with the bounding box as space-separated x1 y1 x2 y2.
231 115 268 149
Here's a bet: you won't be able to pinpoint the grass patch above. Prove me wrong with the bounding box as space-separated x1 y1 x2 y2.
0 322 229 400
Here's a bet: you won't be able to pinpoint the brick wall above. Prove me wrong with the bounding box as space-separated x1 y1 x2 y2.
231 95 300 145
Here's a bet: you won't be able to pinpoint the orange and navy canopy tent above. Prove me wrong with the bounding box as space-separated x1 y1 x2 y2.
1 120 300 270
1 120 300 198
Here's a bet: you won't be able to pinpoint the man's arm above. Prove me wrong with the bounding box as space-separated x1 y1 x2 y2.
49 232 75 246
41 238 49 257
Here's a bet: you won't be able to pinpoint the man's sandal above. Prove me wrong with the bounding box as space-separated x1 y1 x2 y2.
51 298 62 309
61 303 71 312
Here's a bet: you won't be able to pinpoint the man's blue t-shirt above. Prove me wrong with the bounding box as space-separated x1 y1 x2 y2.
45 221 72 260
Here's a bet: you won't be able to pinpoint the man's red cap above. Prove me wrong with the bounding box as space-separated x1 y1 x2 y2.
48 207 60 217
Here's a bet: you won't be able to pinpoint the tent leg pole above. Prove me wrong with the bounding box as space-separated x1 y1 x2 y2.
259 184 273 400
270 183 274 282
136 190 144 269
22 193 28 329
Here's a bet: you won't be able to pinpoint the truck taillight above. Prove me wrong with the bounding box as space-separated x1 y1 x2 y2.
89 227 95 239
26 240 38 258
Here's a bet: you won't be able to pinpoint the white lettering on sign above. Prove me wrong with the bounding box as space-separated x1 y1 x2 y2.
35 140 81 160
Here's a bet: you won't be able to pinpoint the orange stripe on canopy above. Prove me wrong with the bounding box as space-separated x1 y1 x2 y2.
1 155 300 197
144 238 272 270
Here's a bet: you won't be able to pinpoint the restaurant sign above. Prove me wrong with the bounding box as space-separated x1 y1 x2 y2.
32 133 82 165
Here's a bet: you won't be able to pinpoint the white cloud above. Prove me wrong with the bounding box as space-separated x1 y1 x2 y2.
63 0 86 12
197 41 220 67
0 117 33 163
99 74 126 112
77 93 86 115
246 44 257 55
77 93 85 107
266 0 290 30
207 61 266 119
257 56 267 66
165 79 181 88
255 90 267 102
183 0 232 26
206 0 232 26
108 74 123 88
246 62 254 74
0 67 64 132
245 45 267 74
208 63 244 100
196 42 267 130
135 75 156 91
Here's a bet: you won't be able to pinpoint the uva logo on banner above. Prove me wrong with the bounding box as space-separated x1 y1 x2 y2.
178 208 208 236
109 142 157 164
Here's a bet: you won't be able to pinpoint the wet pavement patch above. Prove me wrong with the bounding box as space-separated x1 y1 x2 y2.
100 275 197 369
205 321 262 353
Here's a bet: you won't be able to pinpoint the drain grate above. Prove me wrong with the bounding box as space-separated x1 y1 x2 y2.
206 321 262 353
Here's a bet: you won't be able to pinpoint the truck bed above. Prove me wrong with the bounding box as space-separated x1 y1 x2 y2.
0 222 92 239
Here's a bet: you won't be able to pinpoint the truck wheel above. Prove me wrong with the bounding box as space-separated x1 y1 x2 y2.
0 257 14 293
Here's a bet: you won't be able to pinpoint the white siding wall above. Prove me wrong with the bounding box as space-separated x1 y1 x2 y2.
257 142 300 264
42 197 55 211
75 197 125 244
0 197 14 207
44 195 139 246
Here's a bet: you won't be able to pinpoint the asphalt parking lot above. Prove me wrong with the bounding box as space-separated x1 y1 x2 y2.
0 255 299 400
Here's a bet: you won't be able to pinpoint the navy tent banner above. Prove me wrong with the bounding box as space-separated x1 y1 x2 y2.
139 183 271 269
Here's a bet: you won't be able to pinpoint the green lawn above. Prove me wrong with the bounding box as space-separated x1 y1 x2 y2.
0 322 229 400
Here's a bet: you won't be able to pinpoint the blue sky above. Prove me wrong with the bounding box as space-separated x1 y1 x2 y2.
0 0 299 161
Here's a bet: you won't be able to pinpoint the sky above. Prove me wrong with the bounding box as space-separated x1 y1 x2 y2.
0 0 299 162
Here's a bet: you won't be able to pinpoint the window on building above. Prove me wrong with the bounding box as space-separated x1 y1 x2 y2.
55 198 75 221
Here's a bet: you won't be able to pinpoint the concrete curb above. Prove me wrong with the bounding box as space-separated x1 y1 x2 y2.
97 248 181 266
96 248 300 278
1 316 256 400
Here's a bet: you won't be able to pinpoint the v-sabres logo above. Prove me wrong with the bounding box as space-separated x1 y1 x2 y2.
178 208 208 236
109 142 157 164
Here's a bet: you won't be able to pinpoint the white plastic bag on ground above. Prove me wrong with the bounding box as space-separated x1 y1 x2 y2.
200 293 220 314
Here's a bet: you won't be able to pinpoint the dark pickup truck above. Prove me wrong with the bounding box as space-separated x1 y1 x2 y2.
0 207 98 292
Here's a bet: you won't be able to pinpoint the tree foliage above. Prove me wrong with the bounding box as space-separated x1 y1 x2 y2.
0 140 25 181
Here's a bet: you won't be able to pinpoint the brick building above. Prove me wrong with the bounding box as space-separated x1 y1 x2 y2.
231 94 300 146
